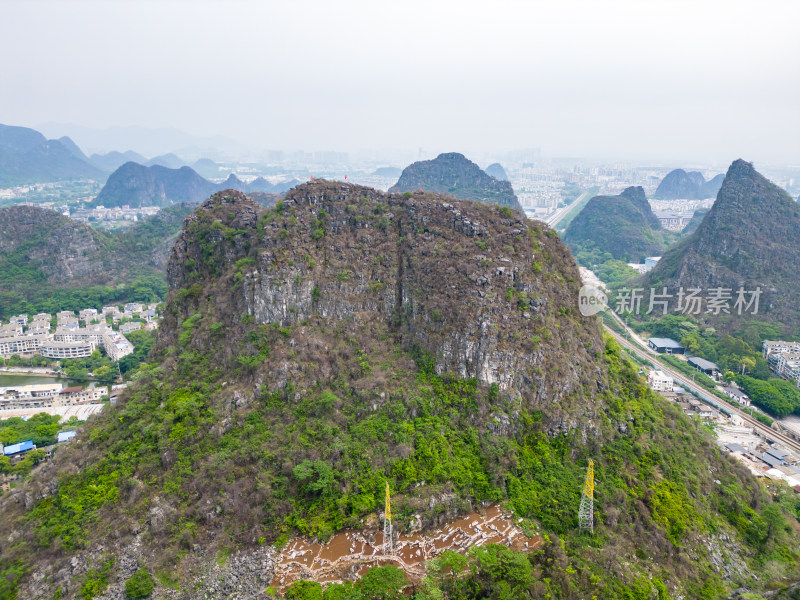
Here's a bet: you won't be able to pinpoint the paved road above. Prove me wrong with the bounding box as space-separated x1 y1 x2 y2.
602 311 800 454
544 190 589 228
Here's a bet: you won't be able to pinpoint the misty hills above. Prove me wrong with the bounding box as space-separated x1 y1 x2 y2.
0 124 105 186
654 168 724 199
646 159 800 333
371 166 402 177
484 162 509 181
91 162 300 208
389 152 523 211
563 186 675 262
88 150 148 172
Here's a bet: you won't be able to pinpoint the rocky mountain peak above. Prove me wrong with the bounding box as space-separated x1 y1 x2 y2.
389 152 523 211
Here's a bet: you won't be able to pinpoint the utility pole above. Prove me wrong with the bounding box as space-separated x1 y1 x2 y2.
578 460 594 534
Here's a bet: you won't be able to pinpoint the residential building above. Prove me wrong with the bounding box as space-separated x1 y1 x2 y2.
9 315 28 326
40 340 96 360
721 386 751 407
120 322 142 334
0 334 49 358
27 319 51 335
54 324 111 345
79 308 99 322
57 385 106 404
59 317 80 331
103 332 133 361
647 369 674 392
763 341 800 385
0 383 63 409
0 323 23 337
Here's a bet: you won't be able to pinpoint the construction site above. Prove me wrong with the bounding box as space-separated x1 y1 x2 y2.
272 463 594 590
270 503 541 590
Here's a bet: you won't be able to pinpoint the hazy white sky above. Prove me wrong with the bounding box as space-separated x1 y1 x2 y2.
2 0 799 163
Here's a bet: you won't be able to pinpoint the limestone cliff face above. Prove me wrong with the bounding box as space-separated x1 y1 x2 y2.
166 183 605 432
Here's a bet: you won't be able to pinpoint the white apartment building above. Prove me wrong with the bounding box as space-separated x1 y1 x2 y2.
0 334 49 358
763 341 800 386
648 369 674 392
40 340 96 359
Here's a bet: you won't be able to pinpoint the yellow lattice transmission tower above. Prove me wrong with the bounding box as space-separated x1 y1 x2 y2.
578 460 594 534
383 482 393 555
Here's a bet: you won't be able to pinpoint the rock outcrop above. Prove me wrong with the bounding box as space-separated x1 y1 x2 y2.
166 183 602 429
389 152 523 212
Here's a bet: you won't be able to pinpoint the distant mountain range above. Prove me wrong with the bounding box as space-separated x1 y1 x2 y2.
389 152 522 211
653 168 724 199
88 150 148 173
37 122 251 160
646 159 800 334
564 186 676 263
91 162 300 208
145 152 186 169
0 124 105 186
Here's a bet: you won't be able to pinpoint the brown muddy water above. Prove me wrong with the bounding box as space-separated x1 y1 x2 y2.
271 504 541 590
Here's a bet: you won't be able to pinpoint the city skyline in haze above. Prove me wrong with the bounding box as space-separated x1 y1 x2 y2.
2 0 799 165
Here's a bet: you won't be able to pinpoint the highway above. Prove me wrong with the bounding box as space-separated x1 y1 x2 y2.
544 190 589 228
602 311 800 454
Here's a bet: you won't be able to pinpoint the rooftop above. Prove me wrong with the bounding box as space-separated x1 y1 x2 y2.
688 356 719 371
649 337 683 349
3 440 34 455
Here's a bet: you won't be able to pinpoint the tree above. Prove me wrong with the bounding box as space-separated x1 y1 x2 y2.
293 460 337 497
359 565 406 600
124 568 154 599
285 580 323 600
